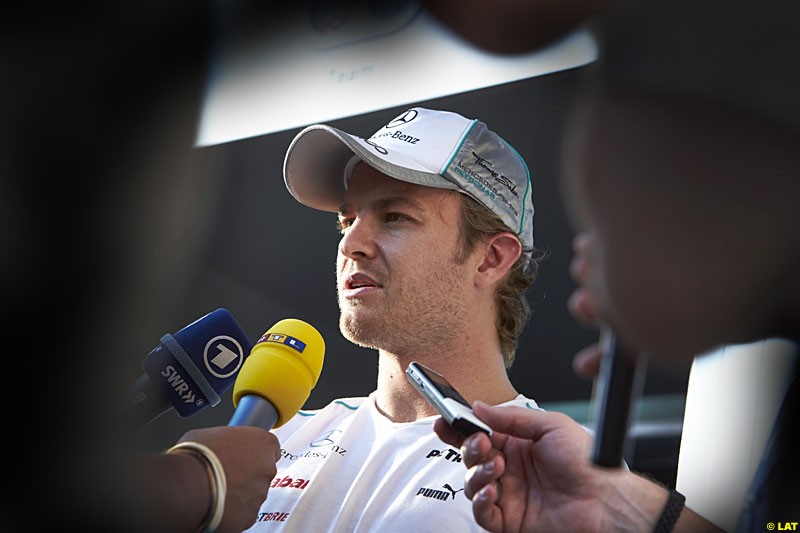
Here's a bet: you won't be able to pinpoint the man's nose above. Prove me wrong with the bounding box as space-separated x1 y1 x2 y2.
338 217 377 260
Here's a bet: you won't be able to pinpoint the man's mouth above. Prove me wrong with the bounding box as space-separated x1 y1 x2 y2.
344 272 382 292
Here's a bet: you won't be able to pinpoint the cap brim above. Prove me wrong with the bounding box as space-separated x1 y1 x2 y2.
283 125 356 212
283 124 458 212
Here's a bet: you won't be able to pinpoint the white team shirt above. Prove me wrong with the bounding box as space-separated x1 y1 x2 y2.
243 392 541 532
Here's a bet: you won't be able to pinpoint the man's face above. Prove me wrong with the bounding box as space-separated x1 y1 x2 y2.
335 163 477 356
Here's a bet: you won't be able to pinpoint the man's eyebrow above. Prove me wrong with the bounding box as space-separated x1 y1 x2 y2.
338 196 426 216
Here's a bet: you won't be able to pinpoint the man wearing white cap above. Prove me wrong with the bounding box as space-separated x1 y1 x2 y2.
243 107 544 532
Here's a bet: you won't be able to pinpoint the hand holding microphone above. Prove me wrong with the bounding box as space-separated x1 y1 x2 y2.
153 425 281 533
136 318 325 533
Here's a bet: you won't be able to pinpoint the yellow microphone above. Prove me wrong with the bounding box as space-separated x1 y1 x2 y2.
229 318 325 429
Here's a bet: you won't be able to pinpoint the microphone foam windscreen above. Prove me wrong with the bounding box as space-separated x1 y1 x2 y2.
232 318 325 427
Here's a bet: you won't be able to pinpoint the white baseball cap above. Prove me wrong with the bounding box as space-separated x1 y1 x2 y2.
283 107 535 251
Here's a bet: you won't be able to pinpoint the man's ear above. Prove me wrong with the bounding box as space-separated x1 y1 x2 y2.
475 232 522 287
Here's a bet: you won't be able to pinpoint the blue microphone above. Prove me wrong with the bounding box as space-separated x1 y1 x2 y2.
127 308 251 433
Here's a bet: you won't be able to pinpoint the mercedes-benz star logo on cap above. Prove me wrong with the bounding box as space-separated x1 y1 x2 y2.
385 109 418 128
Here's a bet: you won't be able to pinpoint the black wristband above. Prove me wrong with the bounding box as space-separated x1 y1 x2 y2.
653 489 686 533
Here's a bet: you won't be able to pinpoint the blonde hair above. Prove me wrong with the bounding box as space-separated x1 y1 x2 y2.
455 194 544 368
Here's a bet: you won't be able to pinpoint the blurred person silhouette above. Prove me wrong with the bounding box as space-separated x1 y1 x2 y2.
426 0 800 530
3 4 288 531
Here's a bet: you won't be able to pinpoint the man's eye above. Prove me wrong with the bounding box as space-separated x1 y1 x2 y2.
337 218 354 233
385 212 410 223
